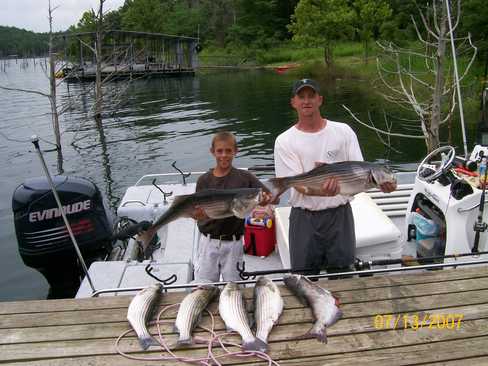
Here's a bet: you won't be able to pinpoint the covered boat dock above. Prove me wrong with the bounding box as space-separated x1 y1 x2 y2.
1 265 488 365
57 30 199 81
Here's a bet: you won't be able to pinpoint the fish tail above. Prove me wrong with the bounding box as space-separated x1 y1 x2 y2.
138 335 159 350
242 337 268 353
268 177 287 200
309 323 328 343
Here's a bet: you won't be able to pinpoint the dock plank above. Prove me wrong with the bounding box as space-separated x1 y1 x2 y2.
2 284 487 329
0 266 487 365
1 265 487 315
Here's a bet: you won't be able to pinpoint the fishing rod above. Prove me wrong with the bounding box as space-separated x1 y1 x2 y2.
90 257 488 297
473 154 488 253
31 135 96 293
237 251 488 279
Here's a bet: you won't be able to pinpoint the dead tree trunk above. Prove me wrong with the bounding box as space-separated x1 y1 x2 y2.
94 0 105 120
48 0 61 150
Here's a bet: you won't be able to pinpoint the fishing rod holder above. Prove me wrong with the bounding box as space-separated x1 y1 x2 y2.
172 161 191 185
237 261 317 280
151 178 172 204
144 264 177 286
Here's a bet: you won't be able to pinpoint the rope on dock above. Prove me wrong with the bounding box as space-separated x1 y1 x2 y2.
115 302 280 365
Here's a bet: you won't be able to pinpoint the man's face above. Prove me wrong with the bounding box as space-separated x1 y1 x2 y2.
211 139 236 170
291 87 323 117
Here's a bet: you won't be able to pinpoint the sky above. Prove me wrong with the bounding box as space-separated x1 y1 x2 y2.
1 0 126 33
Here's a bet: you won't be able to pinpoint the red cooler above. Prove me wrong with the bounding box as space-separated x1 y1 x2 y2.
244 223 276 257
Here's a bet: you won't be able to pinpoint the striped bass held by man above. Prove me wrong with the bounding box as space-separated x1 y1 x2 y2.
218 282 266 352
126 283 162 350
269 161 396 200
174 285 220 345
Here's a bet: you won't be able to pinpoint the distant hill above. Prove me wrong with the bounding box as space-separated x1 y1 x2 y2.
0 26 49 58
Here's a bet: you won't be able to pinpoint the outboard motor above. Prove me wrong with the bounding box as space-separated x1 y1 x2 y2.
12 176 114 299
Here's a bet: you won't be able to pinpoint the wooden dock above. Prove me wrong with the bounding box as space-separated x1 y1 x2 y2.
1 265 488 365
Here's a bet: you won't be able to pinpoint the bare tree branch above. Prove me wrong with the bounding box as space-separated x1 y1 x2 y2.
342 105 426 139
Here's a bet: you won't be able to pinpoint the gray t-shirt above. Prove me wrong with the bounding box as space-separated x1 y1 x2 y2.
196 167 266 237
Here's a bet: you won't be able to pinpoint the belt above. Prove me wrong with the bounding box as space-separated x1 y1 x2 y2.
204 233 241 241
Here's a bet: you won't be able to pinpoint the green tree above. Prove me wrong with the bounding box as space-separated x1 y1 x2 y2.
76 9 97 32
460 0 488 76
289 0 354 66
351 0 392 62
120 0 165 33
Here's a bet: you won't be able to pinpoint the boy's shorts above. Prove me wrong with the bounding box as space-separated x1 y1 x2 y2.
194 234 243 282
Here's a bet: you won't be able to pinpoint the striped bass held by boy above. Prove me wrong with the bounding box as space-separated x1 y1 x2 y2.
154 187 263 226
137 187 262 249
268 161 396 199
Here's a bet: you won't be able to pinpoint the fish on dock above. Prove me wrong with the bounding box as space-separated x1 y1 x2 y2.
174 285 220 345
269 161 396 199
137 188 262 248
253 277 284 352
219 282 265 352
127 283 162 350
283 274 342 343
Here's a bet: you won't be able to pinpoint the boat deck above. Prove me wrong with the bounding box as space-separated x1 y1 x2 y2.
2 265 488 365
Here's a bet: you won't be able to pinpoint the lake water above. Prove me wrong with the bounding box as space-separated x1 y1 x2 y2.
0 58 477 301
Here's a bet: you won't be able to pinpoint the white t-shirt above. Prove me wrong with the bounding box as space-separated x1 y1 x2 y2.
274 120 364 211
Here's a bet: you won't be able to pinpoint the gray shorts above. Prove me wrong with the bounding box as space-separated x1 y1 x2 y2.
193 234 243 282
289 203 356 274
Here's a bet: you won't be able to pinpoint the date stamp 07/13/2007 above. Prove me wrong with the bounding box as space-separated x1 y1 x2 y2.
373 313 464 330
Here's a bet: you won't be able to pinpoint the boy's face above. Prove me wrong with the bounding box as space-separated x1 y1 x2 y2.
211 139 236 170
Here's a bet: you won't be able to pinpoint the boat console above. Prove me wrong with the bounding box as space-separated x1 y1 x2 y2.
405 145 488 262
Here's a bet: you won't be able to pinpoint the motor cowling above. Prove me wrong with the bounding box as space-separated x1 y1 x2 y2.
12 175 113 298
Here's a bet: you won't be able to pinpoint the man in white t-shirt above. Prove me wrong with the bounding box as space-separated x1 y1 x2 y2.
274 78 396 277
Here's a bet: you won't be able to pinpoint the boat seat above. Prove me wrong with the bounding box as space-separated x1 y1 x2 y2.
274 193 402 268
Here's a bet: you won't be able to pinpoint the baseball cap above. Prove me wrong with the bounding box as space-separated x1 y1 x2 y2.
292 78 320 95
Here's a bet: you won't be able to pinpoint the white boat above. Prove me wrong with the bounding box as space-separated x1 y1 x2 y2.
69 145 488 297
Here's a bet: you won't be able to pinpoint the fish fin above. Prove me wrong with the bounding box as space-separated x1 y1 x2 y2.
243 337 268 352
328 307 343 327
138 335 159 350
314 161 328 168
193 335 209 344
309 324 328 344
334 295 341 306
176 337 193 347
267 177 287 201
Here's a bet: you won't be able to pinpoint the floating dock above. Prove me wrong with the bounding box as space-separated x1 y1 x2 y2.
1 265 488 365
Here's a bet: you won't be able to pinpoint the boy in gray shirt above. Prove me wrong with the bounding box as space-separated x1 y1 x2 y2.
192 131 271 282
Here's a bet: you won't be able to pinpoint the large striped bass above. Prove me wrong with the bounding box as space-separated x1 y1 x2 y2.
219 282 265 352
174 285 220 345
127 283 162 350
137 188 262 248
253 277 284 352
269 161 396 199
284 275 342 343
